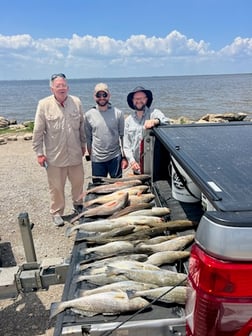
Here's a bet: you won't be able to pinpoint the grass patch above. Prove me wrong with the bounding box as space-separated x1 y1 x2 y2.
0 121 34 135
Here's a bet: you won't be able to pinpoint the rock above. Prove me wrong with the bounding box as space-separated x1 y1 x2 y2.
23 133 33 141
6 135 18 141
200 112 247 122
9 119 17 125
0 117 9 129
0 136 7 144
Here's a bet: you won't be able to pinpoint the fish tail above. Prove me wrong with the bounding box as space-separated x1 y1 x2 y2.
76 191 87 201
50 302 64 319
65 227 74 237
83 200 94 207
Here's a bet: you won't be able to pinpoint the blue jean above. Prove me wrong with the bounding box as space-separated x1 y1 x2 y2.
92 155 122 181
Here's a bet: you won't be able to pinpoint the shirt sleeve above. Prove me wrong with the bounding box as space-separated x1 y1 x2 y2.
32 101 46 156
151 108 170 125
83 110 93 154
79 102 86 147
123 116 135 164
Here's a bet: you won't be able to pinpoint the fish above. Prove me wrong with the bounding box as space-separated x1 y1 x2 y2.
124 207 170 217
50 290 149 319
145 250 191 266
74 272 128 285
83 225 136 243
81 259 161 276
106 266 187 287
77 180 143 198
127 286 187 305
141 235 178 245
128 193 155 205
93 174 151 183
66 215 164 237
81 240 135 257
70 192 129 222
136 234 195 253
78 280 158 297
109 203 153 218
90 225 175 243
84 186 149 208
78 254 149 271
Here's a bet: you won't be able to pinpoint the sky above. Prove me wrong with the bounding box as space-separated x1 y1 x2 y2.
0 0 251 80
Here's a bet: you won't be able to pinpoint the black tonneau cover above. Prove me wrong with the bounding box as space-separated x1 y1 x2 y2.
154 122 252 212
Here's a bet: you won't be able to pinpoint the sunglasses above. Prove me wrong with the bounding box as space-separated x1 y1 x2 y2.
96 92 108 98
51 73 66 81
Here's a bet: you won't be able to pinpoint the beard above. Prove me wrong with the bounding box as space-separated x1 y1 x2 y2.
133 103 146 111
96 99 109 107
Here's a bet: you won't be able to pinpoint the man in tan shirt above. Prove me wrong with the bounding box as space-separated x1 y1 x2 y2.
32 73 86 226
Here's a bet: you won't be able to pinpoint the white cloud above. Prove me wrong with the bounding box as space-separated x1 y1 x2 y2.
219 37 252 57
0 31 251 79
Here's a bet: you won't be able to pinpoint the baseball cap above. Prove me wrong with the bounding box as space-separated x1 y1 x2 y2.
94 83 110 94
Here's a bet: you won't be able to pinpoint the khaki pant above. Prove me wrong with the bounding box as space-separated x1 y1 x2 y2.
47 164 84 216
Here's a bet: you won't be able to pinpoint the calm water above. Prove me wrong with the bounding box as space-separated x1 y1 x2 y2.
0 73 252 123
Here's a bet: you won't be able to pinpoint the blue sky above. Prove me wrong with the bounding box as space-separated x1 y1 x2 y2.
0 0 251 80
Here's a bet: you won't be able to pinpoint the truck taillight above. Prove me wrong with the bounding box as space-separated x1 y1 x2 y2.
186 244 252 336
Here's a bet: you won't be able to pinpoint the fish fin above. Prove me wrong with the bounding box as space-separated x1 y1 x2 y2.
105 265 121 277
126 289 137 299
71 308 97 317
50 302 63 319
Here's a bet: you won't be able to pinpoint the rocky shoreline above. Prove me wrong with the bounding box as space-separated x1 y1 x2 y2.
0 112 249 146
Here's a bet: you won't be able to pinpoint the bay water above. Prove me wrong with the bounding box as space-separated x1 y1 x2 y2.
0 73 251 123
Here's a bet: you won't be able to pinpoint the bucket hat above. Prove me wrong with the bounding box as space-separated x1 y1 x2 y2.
127 86 153 110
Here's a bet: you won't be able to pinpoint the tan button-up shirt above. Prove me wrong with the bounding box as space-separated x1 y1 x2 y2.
32 95 86 167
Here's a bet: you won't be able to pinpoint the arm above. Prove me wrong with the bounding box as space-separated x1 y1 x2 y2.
83 112 92 156
32 102 47 166
79 102 86 156
144 108 170 129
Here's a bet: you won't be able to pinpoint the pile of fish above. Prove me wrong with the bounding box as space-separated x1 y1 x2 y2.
50 174 197 319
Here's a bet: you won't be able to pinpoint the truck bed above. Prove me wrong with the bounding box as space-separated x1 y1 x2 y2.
53 180 201 336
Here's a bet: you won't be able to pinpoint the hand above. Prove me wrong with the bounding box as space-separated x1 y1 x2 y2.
37 155 47 167
81 146 86 156
121 157 129 169
144 119 159 129
131 161 140 172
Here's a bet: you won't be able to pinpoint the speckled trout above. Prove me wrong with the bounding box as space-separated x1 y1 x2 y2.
106 266 187 287
78 280 157 297
146 250 191 266
127 286 187 305
50 291 149 319
137 234 195 253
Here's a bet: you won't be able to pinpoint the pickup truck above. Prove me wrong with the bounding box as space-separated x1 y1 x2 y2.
1 122 251 336
52 122 252 336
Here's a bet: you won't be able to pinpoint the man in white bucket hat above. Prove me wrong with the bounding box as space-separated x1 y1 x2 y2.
124 86 169 174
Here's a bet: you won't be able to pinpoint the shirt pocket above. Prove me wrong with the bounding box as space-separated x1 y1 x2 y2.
69 110 81 129
45 112 62 133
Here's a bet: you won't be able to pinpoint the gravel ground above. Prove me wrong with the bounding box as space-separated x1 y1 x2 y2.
0 137 92 336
